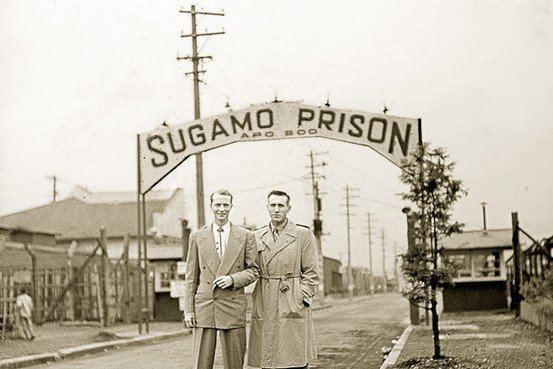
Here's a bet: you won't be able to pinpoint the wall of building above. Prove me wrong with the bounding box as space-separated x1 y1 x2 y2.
323 257 343 295
442 281 508 312
153 292 182 322
152 189 187 238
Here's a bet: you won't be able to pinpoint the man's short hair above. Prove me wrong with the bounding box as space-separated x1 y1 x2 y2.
267 190 290 205
210 189 233 204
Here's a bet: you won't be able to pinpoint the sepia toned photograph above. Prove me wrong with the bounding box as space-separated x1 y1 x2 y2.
1 1 552 368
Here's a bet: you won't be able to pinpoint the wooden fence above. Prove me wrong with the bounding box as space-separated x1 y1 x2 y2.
1 237 145 337
507 235 553 283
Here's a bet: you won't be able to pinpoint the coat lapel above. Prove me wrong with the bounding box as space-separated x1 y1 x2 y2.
265 221 297 265
199 225 220 276
217 224 244 276
260 227 273 252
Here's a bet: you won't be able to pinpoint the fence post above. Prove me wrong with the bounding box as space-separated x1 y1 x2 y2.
122 234 131 323
98 228 109 327
66 241 77 321
511 212 522 318
1 271 8 337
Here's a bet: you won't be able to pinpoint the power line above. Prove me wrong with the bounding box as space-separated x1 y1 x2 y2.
322 183 403 210
232 177 304 194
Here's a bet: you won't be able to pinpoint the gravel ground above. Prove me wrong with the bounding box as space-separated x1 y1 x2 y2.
391 310 553 369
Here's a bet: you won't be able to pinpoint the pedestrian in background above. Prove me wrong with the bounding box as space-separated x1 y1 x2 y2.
183 189 259 369
248 190 319 369
16 288 35 340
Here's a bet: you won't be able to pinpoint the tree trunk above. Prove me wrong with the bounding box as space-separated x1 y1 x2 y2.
430 279 442 359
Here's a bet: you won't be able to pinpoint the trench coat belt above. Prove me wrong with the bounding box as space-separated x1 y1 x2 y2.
260 274 301 281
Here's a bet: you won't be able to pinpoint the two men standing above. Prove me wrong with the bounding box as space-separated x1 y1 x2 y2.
184 189 319 369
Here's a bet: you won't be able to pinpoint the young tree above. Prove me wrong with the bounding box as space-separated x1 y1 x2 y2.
399 143 467 359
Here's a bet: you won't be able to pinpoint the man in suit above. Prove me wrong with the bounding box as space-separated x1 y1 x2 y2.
184 189 259 369
248 190 319 369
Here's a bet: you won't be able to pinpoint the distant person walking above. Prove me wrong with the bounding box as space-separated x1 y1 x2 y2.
16 288 35 340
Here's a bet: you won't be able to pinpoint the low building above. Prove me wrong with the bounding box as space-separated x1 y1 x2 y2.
322 256 343 296
439 228 512 312
0 187 190 322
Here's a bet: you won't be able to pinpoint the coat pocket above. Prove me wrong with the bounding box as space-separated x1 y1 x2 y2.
279 278 306 319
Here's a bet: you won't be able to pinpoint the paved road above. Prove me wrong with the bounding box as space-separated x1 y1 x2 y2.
35 293 408 369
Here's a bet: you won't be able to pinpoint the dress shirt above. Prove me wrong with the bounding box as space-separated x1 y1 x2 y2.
269 219 288 242
212 222 231 256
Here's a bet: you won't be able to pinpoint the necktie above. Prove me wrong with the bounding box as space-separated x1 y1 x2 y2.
217 227 224 257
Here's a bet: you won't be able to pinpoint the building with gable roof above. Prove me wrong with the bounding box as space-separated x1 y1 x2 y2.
0 186 191 321
0 186 189 256
439 228 513 312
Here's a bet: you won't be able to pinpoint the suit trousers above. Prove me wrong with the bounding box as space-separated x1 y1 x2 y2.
192 327 246 369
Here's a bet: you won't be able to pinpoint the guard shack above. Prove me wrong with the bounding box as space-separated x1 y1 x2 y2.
439 228 512 312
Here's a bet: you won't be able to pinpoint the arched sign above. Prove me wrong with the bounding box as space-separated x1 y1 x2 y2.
138 101 421 194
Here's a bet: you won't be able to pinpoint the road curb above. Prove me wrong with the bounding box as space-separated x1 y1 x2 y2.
0 329 191 369
379 325 413 369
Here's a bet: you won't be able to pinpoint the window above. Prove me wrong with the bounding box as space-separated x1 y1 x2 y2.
154 263 177 292
473 251 500 277
447 255 472 278
446 250 503 280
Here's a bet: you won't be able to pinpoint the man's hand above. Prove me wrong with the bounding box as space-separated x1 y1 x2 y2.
184 313 196 328
213 275 234 289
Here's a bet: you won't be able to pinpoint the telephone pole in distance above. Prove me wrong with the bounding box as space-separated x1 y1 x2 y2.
46 175 58 202
381 229 387 293
306 150 327 300
341 185 359 299
365 212 375 294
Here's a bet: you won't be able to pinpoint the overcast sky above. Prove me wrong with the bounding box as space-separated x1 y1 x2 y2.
1 1 552 274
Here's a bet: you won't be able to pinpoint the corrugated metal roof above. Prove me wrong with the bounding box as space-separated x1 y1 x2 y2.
0 188 181 240
439 228 513 250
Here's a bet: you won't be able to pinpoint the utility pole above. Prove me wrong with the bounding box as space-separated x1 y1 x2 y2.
481 202 488 230
46 175 58 202
178 5 224 228
340 185 358 299
381 229 387 294
365 212 375 294
511 212 522 317
306 150 327 299
393 241 399 292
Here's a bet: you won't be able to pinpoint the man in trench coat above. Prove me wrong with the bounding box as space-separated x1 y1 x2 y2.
184 189 259 369
248 190 319 369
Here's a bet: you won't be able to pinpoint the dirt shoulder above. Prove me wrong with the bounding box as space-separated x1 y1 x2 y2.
391 310 553 369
